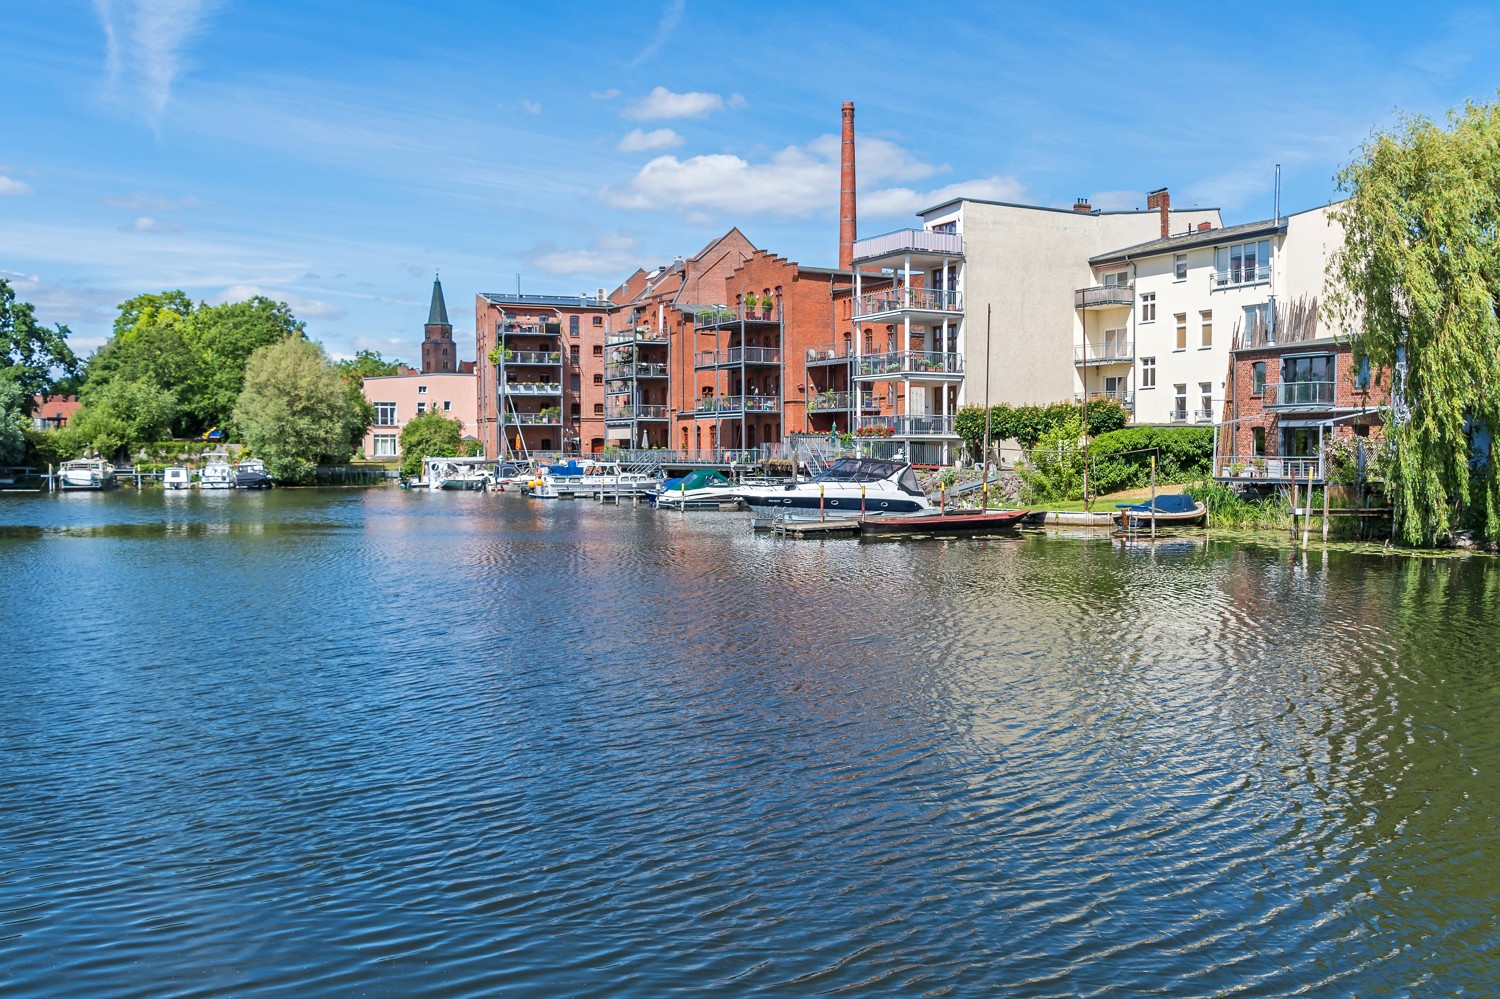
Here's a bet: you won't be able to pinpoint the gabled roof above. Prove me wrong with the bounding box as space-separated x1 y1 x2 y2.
1090 217 1286 266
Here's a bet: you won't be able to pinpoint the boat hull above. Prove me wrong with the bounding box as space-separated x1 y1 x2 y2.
859 509 1029 536
739 490 929 519
1111 503 1207 528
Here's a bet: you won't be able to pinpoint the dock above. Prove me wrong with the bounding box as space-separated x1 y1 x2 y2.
766 517 861 537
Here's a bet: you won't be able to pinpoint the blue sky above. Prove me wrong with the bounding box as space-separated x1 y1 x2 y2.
3 1 1498 363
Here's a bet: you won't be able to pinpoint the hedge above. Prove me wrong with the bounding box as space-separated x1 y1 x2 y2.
1086 427 1213 494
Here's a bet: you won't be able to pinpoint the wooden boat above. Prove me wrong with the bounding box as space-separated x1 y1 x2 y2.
1111 494 1207 528
859 508 1028 536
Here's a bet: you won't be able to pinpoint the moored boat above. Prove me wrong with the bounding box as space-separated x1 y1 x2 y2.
859 508 1028 536
198 452 234 490
653 468 743 510
734 457 932 519
233 458 273 489
1111 493 1207 528
163 466 192 490
58 457 116 491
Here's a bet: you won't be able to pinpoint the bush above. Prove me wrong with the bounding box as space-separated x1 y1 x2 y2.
956 399 1128 458
1086 427 1213 494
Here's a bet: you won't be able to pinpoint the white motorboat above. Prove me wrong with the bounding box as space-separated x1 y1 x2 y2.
734 457 932 519
233 458 273 489
163 466 192 490
58 457 116 491
652 469 744 510
198 452 234 490
524 460 661 499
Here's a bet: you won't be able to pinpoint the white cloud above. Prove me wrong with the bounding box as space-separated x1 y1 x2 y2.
626 0 685 68
521 99 542 115
623 86 725 121
527 234 642 276
0 175 33 196
93 0 215 128
213 284 345 320
617 127 683 152
591 88 621 100
120 215 184 232
102 192 204 211
861 178 1026 218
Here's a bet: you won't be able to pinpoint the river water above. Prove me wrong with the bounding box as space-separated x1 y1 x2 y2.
1 488 1496 997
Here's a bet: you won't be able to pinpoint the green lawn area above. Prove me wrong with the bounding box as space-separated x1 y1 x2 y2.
1015 482 1191 512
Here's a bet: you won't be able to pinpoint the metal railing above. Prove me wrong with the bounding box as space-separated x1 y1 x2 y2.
696 304 780 326
502 413 562 426
853 287 963 317
1076 390 1134 409
856 414 957 436
1211 263 1271 289
604 405 668 421
855 351 965 377
502 381 562 396
499 321 562 336
852 228 964 261
694 346 782 367
807 391 880 413
1074 285 1135 309
506 350 562 365
606 326 670 345
1266 381 1336 407
806 346 855 364
1171 406 1189 422
605 362 669 379
694 394 781 415
1195 407 1215 423
1215 455 1325 481
1073 340 1134 364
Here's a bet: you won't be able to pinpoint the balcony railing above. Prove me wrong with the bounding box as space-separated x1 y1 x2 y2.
1215 455 1325 482
605 362 669 379
807 391 880 413
506 350 562 365
503 413 562 426
806 347 855 365
1076 390 1135 410
1073 285 1135 309
694 346 782 368
695 304 779 327
694 394 781 416
1171 406 1189 423
853 287 963 318
604 405 668 422
1265 381 1336 408
1212 263 1271 289
502 381 562 396
1074 340 1134 365
499 321 562 337
855 351 964 378
852 228 964 262
1195 407 1215 423
856 414 957 437
605 326 670 345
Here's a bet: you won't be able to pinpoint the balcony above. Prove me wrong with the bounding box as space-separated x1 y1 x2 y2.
502 381 562 397
605 405 669 423
1074 285 1135 310
694 394 781 417
1076 390 1135 411
856 414 957 437
694 346 782 368
1074 340 1134 365
499 320 562 337
806 347 855 366
1211 263 1271 289
605 362 669 380
1215 455 1325 482
696 304 779 328
1265 381 1336 409
1195 407 1215 423
605 326 670 346
852 286 963 319
505 350 562 365
807 391 880 414
852 228 964 263
854 350 964 379
503 412 562 426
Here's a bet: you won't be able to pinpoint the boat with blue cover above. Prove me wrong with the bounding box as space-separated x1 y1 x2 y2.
1111 493 1207 528
653 468 743 510
734 457 932 519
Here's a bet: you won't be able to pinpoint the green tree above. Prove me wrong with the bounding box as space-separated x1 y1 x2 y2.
335 349 402 385
398 410 462 477
192 297 307 434
0 373 27 465
233 337 369 484
0 278 77 415
1329 98 1500 545
63 376 177 460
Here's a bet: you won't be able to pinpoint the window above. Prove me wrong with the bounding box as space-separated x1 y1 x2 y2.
372 434 397 457
374 402 397 425
443 400 451 412
1252 361 1267 396
1355 355 1371 390
570 345 580 364
1244 303 1273 343
593 403 604 415
1103 271 1129 287
1173 384 1187 421
1199 382 1212 421
1214 239 1271 287
1105 375 1127 402
569 316 579 336
1174 313 1187 350
931 221 957 235
592 345 603 357
1252 426 1266 456
1140 292 1156 322
1200 310 1213 348
416 402 427 414
570 374 580 392
1141 356 1156 389
593 373 603 385
592 316 603 326
1174 254 1187 281
417 385 427 394
570 403 580 419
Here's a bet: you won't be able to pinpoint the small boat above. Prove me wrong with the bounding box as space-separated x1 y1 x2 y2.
525 460 661 499
653 468 743 510
58 457 116 490
198 452 234 490
858 507 1029 537
163 466 193 490
1112 493 1207 528
735 457 933 519
233 458 273 489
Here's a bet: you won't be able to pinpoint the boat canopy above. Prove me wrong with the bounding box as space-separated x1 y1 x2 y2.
661 468 732 492
812 458 925 497
1119 493 1199 514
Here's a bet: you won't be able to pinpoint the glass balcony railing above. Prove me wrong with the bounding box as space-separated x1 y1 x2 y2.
855 414 957 437
1073 340 1134 365
807 391 879 413
855 351 964 378
694 347 782 368
501 381 562 396
604 405 668 422
852 287 962 318
694 394 781 415
1265 381 1336 407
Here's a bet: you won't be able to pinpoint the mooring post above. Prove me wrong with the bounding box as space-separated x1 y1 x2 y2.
1322 476 1331 544
1301 467 1314 549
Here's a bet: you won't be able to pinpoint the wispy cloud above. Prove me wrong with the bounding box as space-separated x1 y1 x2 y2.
0 175 33 196
623 86 727 121
93 0 215 128
626 0 685 68
213 284 345 320
617 127 683 152
119 215 184 232
102 192 205 211
527 234 643 276
521 99 542 115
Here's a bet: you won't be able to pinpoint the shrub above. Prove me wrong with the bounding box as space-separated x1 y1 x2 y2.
1087 427 1213 494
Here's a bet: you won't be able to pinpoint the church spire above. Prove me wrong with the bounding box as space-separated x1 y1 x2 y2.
427 273 450 327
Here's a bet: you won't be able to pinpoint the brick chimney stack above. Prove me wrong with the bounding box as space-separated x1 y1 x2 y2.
1072 197 1093 213
839 101 857 270
1146 187 1170 238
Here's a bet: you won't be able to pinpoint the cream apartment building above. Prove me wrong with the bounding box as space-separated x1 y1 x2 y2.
1081 203 1345 426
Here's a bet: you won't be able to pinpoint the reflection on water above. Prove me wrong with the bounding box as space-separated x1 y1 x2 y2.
1 489 1496 996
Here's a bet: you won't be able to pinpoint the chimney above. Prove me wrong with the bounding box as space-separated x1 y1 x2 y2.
839 101 857 270
1072 197 1092 213
1146 187 1170 238
1197 222 1213 232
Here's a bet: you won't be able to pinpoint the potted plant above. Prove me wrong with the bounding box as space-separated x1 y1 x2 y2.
762 295 774 320
743 293 758 318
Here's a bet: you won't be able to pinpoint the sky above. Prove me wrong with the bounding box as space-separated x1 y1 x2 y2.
3 1 1499 364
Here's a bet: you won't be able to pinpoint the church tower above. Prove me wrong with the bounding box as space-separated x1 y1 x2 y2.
421 274 456 373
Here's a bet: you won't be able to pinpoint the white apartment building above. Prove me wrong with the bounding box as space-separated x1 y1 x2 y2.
1081 203 1344 426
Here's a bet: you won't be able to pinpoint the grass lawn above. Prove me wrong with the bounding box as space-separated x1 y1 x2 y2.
1020 482 1192 512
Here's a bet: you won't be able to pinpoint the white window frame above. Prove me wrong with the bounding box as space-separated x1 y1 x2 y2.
1200 310 1213 349
1140 292 1156 323
1173 254 1187 281
417 384 428 394
1174 313 1187 351
374 402 397 426
443 400 452 412
372 433 398 457
1141 356 1156 389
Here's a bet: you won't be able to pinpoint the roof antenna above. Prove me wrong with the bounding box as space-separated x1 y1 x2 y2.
1274 163 1281 225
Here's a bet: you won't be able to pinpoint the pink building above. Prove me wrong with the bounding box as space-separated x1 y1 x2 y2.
361 276 479 459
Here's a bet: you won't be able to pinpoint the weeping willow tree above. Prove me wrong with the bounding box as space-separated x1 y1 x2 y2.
1328 99 1500 546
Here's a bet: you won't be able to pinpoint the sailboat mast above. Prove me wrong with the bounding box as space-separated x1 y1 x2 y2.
980 305 993 511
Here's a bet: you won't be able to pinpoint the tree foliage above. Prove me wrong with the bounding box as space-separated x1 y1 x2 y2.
0 373 27 466
398 410 462 477
335 350 402 385
955 399 1127 458
0 278 77 414
62 377 177 460
232 338 369 483
1328 99 1500 544
1086 427 1213 495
